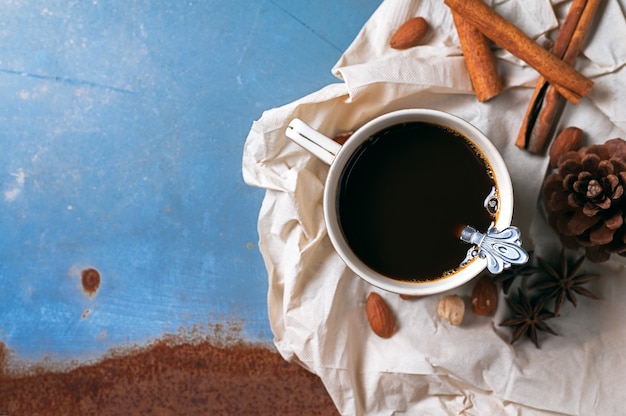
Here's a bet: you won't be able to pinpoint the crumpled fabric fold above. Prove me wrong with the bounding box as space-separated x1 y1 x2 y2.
242 0 626 414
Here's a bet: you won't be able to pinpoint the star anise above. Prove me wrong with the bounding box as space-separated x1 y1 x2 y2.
531 248 601 316
492 251 540 294
500 289 557 348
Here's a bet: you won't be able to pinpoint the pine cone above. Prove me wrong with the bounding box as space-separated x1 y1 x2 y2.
542 138 626 262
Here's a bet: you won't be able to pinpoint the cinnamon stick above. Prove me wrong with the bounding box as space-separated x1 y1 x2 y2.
452 11 503 102
444 0 593 104
516 0 601 153
562 0 601 64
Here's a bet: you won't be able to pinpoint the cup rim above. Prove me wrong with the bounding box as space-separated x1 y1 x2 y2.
323 109 513 296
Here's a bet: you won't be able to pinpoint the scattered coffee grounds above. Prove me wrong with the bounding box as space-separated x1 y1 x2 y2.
0 337 338 415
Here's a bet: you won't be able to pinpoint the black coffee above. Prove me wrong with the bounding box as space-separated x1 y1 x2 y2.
337 122 496 281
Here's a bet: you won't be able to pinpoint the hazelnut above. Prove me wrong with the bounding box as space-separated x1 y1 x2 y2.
438 294 465 326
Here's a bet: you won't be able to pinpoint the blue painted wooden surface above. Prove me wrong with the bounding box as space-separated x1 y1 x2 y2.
0 0 381 362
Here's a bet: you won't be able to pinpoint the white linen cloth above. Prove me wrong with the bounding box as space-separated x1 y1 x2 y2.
243 0 626 414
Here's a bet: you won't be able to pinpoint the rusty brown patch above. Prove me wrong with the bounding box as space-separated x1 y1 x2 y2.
81 268 100 297
0 325 339 415
0 342 9 377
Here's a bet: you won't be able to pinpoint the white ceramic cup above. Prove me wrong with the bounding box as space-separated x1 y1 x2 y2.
286 109 526 296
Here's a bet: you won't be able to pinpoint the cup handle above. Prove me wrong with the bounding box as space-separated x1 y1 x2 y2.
285 119 342 165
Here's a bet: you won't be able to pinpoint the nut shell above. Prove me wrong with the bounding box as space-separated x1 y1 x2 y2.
366 292 396 338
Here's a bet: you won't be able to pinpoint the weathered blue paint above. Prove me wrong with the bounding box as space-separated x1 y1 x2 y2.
0 0 381 362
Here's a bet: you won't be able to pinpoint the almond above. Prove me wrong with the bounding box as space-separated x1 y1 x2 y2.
471 276 498 316
390 17 429 50
366 292 396 338
549 126 584 168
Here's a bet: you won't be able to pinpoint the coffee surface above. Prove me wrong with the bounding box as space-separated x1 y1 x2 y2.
337 122 495 281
